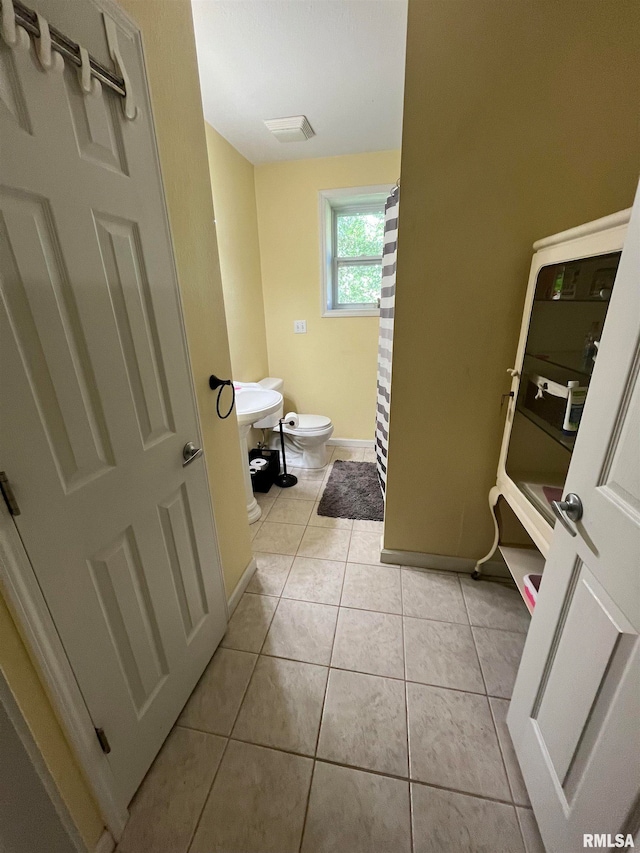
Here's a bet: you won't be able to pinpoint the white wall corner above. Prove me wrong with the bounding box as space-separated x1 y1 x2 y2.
227 556 258 615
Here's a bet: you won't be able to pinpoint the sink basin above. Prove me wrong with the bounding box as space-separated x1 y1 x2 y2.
235 387 283 428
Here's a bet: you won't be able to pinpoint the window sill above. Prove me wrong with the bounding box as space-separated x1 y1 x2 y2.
322 308 380 318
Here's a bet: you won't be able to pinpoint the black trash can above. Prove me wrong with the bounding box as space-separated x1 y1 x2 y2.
249 447 280 493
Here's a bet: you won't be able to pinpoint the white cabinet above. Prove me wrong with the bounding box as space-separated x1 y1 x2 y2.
474 208 631 609
504 189 640 853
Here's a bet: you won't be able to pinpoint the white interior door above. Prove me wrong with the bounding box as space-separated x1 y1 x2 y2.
508 184 640 852
0 0 227 806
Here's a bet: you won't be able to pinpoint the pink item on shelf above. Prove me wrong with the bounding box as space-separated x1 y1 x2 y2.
542 486 563 505
523 573 542 610
524 586 536 610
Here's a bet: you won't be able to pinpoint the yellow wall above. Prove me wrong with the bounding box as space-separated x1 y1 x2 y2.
120 0 253 598
255 151 401 438
205 123 269 383
0 0 253 847
385 0 640 559
0 595 104 848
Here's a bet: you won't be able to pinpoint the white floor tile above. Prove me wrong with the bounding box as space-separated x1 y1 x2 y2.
332 608 404 679
232 656 328 755
272 478 322 501
116 727 226 853
473 627 527 699
404 617 485 693
309 501 353 529
255 492 277 514
220 593 278 653
516 807 546 853
262 598 338 665
282 556 346 605
401 568 468 623
490 697 530 806
190 740 312 853
461 576 531 633
331 446 365 462
246 553 295 597
123 466 536 850
347 530 384 564
251 521 306 555
352 518 384 532
178 647 256 736
341 563 402 614
407 682 510 800
318 669 408 777
302 763 411 853
412 784 524 853
298 526 351 561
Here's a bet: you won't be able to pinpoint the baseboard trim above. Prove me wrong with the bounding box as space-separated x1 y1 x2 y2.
227 556 257 615
380 548 508 578
326 438 374 448
95 830 115 853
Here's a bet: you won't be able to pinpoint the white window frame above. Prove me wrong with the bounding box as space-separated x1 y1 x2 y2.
319 185 390 318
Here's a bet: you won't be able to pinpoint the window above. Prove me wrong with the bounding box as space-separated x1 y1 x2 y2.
320 186 389 317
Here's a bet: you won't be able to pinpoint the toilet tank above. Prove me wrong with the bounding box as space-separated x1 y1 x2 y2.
258 377 284 393
253 378 284 428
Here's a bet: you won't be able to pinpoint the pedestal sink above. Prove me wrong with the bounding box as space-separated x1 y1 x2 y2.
235 385 283 523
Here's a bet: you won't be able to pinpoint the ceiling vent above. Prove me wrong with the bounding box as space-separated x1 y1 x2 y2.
264 115 315 143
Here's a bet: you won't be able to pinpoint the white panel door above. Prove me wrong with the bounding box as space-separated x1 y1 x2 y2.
0 1 227 806
508 184 640 852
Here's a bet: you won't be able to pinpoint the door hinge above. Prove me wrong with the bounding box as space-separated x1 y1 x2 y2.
0 471 20 516
95 727 111 754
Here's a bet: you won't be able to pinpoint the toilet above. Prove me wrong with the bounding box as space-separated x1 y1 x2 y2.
253 378 334 469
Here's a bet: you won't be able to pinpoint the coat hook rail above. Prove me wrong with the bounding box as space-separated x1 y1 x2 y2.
3 0 126 97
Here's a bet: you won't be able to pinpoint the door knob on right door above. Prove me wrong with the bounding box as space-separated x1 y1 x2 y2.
550 492 583 535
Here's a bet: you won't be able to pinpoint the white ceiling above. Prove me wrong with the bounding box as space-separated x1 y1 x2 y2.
191 0 408 164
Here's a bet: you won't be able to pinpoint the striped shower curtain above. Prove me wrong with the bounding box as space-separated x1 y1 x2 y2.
376 185 399 495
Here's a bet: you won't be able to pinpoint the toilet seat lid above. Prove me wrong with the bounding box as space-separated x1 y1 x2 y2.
290 414 331 431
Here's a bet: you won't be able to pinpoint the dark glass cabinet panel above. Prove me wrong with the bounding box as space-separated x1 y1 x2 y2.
506 251 621 524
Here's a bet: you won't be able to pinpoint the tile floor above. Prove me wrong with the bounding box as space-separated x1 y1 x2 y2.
116 447 546 853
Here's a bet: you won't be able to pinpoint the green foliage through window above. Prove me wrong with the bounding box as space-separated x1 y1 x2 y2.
336 212 384 257
334 207 384 306
337 264 382 305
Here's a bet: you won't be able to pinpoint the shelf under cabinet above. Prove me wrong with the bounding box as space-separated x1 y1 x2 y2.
515 478 563 527
498 471 561 555
515 405 576 452
532 298 611 304
498 546 545 615
525 350 593 378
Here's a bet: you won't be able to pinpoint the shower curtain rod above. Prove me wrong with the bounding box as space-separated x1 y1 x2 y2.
5 0 126 97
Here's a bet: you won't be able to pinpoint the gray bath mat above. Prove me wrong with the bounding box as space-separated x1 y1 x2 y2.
318 461 384 521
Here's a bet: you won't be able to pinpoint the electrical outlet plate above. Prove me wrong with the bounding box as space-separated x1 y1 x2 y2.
294 320 307 334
